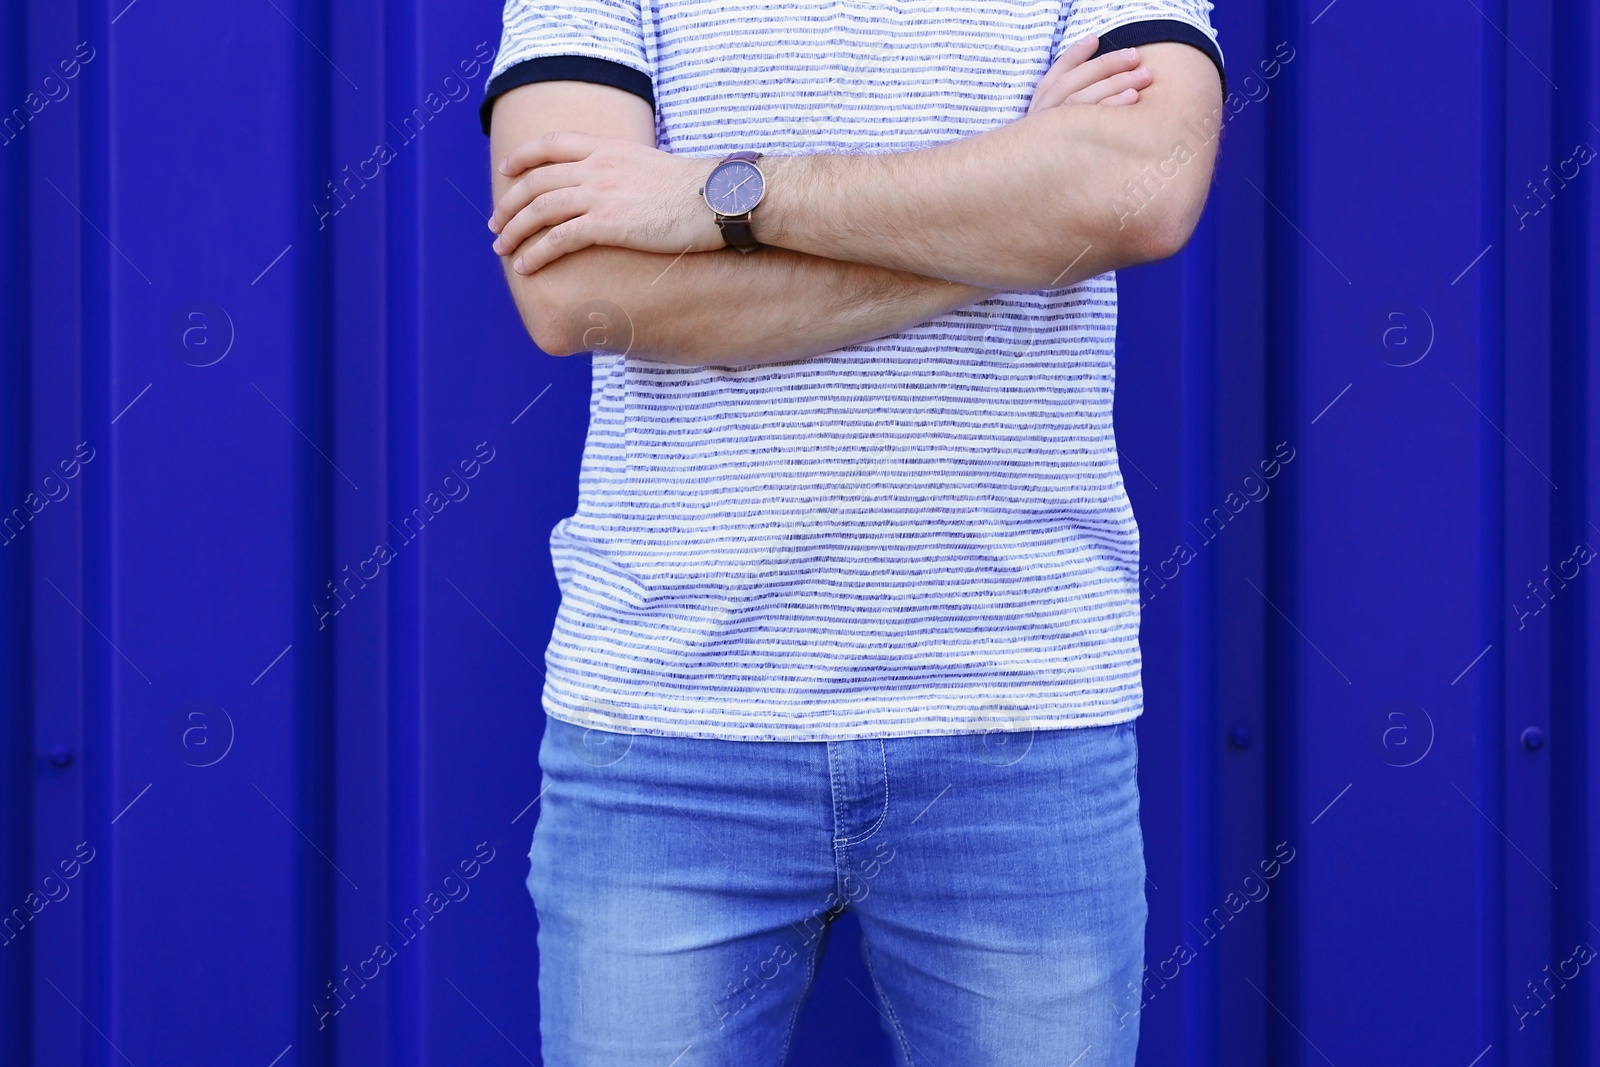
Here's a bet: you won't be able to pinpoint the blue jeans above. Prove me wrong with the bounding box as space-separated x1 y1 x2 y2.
528 714 1147 1066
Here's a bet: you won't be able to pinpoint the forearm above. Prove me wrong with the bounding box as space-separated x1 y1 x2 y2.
510 244 993 367
487 80 990 366
752 43 1223 290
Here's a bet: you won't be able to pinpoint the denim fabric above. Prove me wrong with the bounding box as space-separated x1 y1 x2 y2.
528 714 1147 1066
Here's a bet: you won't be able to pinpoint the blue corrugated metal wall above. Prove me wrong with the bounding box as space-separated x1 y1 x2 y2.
1 0 1595 1064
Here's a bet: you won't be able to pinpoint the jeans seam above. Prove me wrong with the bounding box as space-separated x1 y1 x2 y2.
859 931 918 1067
775 919 829 1066
835 739 890 849
826 742 845 853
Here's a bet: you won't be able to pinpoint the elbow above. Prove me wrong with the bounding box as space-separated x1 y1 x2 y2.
1031 182 1211 288
507 271 581 356
528 308 580 358
511 255 641 358
1114 180 1210 268
1135 199 1204 262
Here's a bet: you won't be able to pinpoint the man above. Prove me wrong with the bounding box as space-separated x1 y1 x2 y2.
479 0 1223 1061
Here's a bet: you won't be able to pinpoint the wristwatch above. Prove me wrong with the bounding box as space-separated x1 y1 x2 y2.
700 150 766 254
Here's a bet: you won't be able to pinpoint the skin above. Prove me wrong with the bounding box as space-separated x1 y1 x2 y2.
488 79 991 365
487 35 1219 364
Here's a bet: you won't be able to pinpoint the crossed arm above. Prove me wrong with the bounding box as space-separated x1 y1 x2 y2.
485 37 1222 366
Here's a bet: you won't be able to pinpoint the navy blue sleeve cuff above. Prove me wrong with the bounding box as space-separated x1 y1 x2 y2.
1091 19 1226 96
480 56 655 136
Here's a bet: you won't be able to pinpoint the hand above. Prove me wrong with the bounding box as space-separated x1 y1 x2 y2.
1027 35 1152 114
488 132 724 274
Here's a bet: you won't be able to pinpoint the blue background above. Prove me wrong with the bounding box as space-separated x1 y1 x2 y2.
1 0 1597 1064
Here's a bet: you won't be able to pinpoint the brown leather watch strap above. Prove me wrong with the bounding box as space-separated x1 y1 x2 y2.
717 215 759 254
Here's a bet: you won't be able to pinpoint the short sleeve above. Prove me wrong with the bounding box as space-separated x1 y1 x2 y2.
1054 0 1225 94
479 0 653 135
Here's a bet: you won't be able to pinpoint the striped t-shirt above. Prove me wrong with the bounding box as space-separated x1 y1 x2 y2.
484 0 1224 741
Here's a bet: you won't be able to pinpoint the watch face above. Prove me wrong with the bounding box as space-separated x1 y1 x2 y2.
705 159 765 215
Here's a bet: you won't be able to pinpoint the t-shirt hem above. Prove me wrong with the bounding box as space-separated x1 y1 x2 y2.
542 697 1143 742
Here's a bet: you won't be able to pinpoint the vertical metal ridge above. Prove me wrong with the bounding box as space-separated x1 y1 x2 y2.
0 0 34 1059
1548 0 1593 1060
1261 0 1303 1060
1479 0 1510 1058
81 0 114 1061
1179 206 1220 1066
385 0 425 1062
293 0 338 1062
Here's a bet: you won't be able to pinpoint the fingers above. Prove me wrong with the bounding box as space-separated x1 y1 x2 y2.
1097 86 1140 106
512 217 597 275
1028 34 1098 114
489 161 583 237
496 185 590 263
1031 46 1145 113
496 129 600 177
1065 65 1151 106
